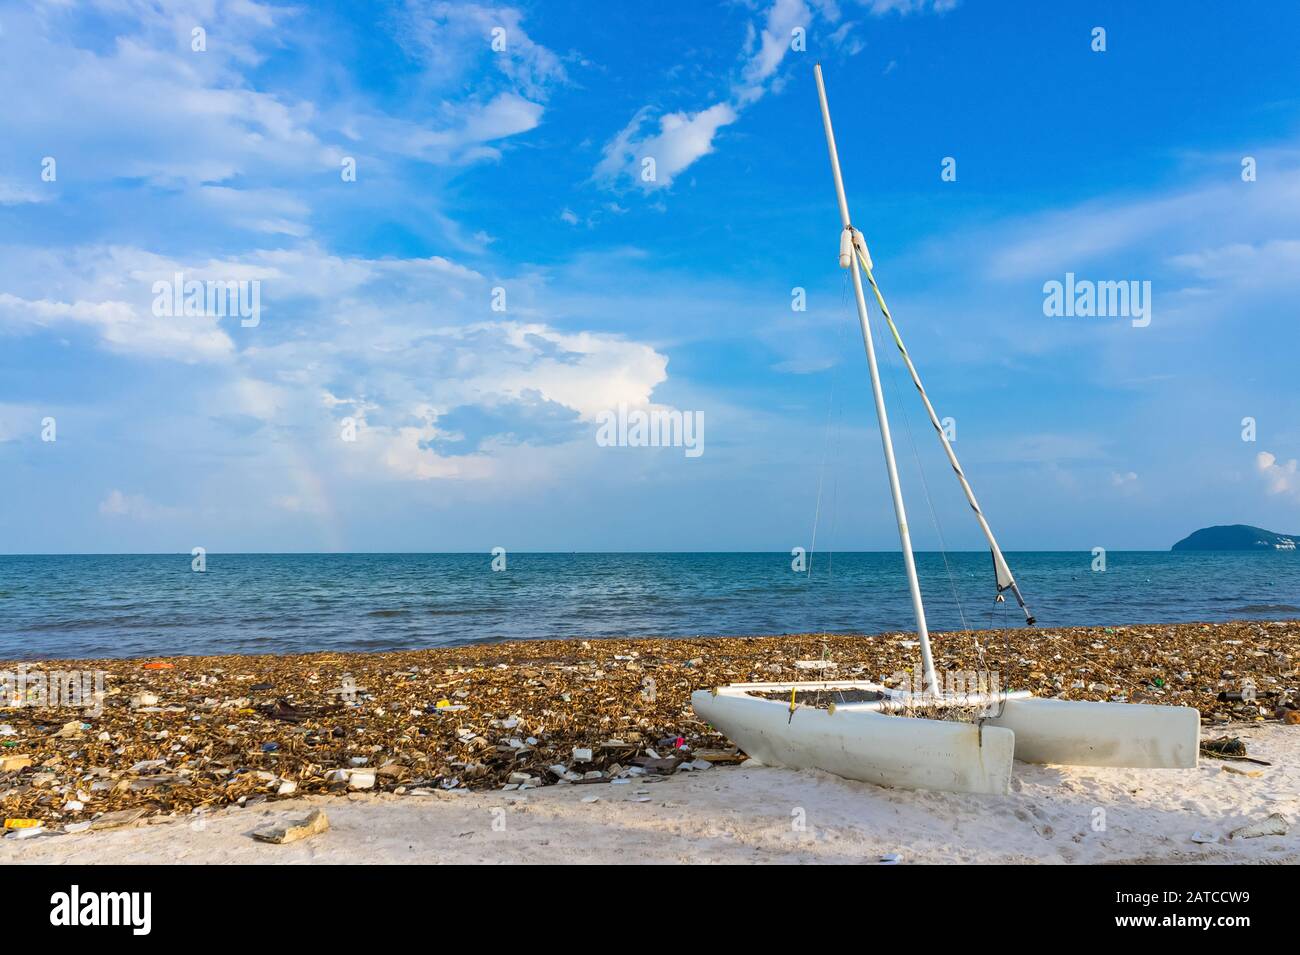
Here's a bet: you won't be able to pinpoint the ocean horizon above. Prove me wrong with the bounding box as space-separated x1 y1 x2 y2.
2 550 1296 660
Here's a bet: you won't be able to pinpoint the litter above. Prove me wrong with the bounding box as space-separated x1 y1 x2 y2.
1229 813 1289 840
253 808 330 844
1200 736 1271 765
0 620 1294 825
1221 765 1263 778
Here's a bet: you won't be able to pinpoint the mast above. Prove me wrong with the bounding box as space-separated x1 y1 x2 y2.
814 63 938 695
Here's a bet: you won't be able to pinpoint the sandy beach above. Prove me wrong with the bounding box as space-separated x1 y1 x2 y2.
3 720 1296 864
3 619 1298 862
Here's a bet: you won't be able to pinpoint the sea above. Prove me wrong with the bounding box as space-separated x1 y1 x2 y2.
0 551 1297 660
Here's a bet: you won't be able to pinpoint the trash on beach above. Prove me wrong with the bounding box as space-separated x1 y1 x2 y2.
1199 736 1271 765
1190 831 1219 844
4 818 41 830
89 809 149 831
692 748 745 765
1221 765 1263 778
253 808 330 845
1228 813 1290 840
879 853 902 864
0 620 1296 826
51 720 85 739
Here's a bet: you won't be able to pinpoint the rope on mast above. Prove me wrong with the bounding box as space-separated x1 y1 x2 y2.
848 234 1036 626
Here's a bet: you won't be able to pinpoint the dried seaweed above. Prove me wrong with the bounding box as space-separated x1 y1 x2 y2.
2 618 1296 828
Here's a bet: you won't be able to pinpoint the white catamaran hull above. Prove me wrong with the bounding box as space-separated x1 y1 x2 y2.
692 683 1199 796
988 696 1200 768
691 686 1016 795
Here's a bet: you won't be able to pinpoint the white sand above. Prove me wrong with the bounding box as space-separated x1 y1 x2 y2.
5 724 1297 864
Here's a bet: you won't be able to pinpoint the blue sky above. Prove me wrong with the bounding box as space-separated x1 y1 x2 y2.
1 0 1298 554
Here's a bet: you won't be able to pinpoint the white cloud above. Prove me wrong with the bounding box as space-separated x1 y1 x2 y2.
738 0 813 103
1257 451 1299 497
1168 240 1300 286
861 0 958 13
99 489 176 520
393 1 567 100
0 180 53 206
595 103 738 190
0 403 40 443
0 239 680 485
595 0 954 190
985 161 1300 281
358 92 545 166
0 292 234 363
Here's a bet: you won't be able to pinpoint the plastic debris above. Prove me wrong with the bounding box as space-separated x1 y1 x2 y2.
0 620 1296 826
1229 813 1289 840
89 809 148 831
253 808 330 844
1221 765 1263 778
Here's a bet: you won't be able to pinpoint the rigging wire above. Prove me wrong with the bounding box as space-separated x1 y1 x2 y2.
866 280 971 636
856 254 1012 689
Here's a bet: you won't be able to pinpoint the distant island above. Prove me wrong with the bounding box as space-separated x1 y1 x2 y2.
1172 524 1298 551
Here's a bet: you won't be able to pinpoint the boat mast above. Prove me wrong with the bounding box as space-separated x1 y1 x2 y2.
814 64 938 695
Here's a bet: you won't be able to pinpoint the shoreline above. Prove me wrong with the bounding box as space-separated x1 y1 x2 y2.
3 620 1298 837
4 720 1297 864
3 612 1299 666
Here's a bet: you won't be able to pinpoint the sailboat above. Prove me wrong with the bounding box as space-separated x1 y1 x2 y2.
690 66 1199 796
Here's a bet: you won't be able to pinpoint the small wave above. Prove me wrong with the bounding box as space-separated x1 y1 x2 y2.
366 609 409 618
1229 603 1300 613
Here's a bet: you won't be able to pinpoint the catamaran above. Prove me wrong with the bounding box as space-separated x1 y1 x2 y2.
691 66 1199 796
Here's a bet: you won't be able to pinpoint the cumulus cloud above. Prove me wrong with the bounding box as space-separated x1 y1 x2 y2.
1257 451 1299 496
0 292 234 364
0 236 680 485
